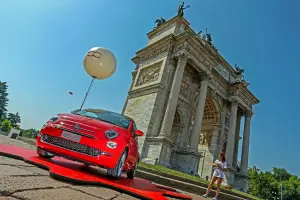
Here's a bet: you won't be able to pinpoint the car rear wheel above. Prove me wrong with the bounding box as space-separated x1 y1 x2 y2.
107 150 127 179
37 147 55 159
127 160 138 179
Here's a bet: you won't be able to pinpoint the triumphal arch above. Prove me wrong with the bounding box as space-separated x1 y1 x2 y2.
122 5 259 192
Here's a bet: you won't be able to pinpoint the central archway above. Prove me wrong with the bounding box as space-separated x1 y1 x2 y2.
203 96 220 125
197 96 221 179
198 97 221 147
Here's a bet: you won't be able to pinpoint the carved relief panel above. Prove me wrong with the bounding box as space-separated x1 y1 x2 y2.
135 62 162 87
176 99 188 125
180 82 190 99
179 68 195 101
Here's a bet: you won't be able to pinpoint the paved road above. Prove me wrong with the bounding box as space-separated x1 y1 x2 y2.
0 135 205 200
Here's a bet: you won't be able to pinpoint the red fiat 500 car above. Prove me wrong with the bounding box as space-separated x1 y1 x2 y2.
36 108 144 179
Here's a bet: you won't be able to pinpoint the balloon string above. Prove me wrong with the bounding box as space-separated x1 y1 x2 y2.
79 77 95 110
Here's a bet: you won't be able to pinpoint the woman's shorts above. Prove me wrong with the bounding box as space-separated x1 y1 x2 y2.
213 170 225 179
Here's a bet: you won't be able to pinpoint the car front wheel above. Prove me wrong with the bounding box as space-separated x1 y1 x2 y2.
127 160 138 179
107 150 127 179
37 147 55 159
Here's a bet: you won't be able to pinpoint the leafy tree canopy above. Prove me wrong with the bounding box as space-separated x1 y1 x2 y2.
249 166 300 200
20 128 39 138
0 81 9 120
0 119 12 132
7 112 21 128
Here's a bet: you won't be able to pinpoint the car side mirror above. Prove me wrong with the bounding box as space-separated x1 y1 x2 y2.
135 130 144 137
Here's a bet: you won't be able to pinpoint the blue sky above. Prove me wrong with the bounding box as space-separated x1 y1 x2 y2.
0 0 299 176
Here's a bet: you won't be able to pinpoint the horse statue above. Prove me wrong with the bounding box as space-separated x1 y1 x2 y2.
154 17 166 28
234 64 245 83
206 33 212 43
234 64 244 76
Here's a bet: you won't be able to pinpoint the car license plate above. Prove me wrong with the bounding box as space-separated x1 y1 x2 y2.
61 131 81 143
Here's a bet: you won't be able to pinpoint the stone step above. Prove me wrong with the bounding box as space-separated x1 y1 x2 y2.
136 167 255 200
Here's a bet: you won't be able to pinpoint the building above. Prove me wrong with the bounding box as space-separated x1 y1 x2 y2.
122 10 259 192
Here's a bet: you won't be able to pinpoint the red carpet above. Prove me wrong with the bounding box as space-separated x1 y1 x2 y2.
0 144 191 200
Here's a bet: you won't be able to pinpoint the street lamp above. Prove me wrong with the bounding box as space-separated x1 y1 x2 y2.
280 183 283 200
271 185 283 200
80 47 117 110
271 191 280 200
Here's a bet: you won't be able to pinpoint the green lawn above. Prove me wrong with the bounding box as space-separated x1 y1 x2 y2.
139 162 260 200
139 162 211 184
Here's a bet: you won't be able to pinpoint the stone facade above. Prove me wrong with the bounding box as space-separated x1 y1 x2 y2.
122 16 259 192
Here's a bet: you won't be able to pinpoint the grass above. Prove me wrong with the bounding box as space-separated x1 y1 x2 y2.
139 162 211 184
139 162 261 200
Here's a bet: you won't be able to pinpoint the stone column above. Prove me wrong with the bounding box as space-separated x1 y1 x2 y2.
240 111 252 174
160 53 188 137
189 77 209 150
152 57 177 137
218 108 227 152
225 99 238 167
233 111 242 169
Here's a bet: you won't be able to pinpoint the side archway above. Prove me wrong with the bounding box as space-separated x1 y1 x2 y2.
170 109 184 144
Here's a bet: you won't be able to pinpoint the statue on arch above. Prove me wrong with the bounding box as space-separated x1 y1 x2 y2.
206 33 212 43
200 133 207 146
177 2 190 18
197 31 202 39
207 134 212 147
199 134 204 145
154 17 166 28
201 28 213 44
234 64 244 76
234 64 245 83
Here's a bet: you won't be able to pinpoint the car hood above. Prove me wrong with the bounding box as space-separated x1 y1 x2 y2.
55 113 128 138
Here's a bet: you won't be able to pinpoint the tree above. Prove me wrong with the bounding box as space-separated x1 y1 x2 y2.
7 112 21 128
273 167 292 181
0 119 12 132
248 166 300 200
20 128 39 138
0 81 9 120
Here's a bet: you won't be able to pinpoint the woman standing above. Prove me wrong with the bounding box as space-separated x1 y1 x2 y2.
202 153 227 200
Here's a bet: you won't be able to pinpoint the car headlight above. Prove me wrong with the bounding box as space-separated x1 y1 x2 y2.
105 130 118 139
107 141 117 149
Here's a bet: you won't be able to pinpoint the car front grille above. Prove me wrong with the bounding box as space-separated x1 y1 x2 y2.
41 135 101 156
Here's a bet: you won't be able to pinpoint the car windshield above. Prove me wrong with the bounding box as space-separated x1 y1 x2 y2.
73 109 131 129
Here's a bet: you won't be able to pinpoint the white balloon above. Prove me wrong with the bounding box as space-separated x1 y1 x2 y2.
83 47 117 80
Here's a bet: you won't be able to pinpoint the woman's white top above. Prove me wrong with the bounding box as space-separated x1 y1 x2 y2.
212 159 227 178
